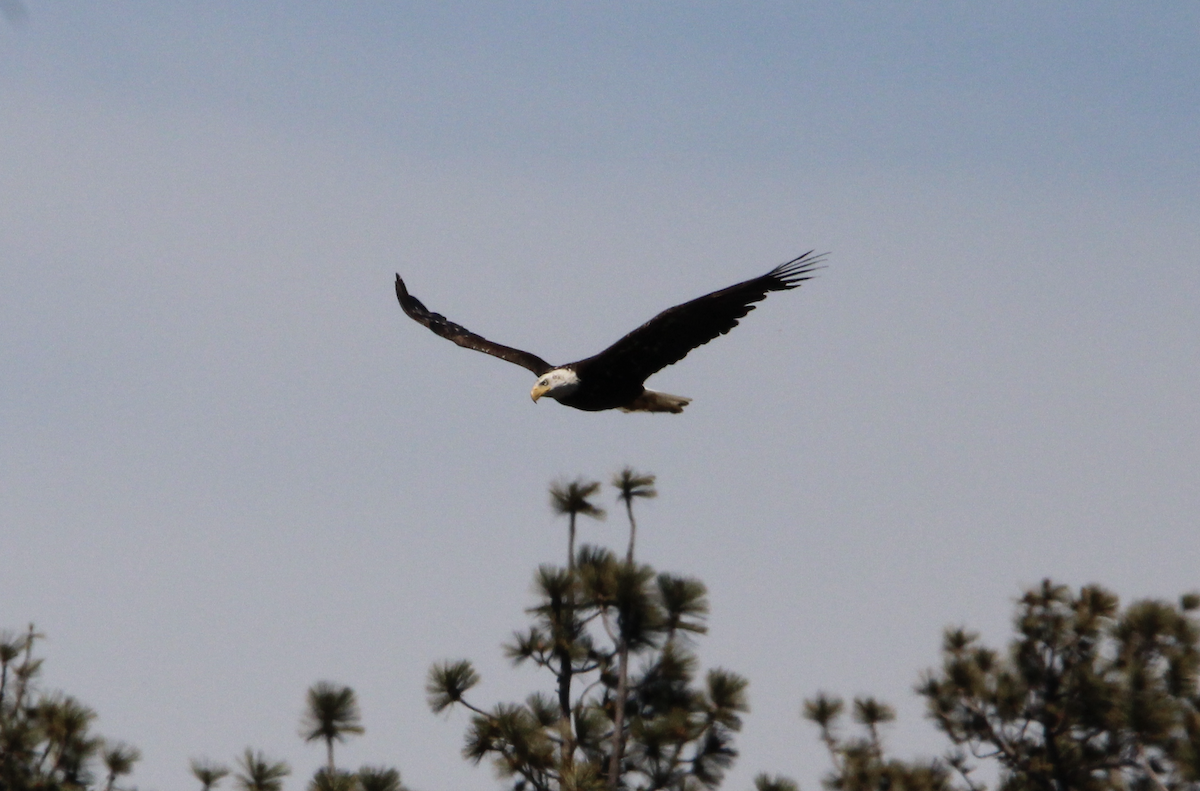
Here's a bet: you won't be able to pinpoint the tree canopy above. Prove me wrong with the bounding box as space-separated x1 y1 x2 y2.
802 581 1200 791
9 473 1197 791
300 682 365 773
428 470 747 791
0 625 140 791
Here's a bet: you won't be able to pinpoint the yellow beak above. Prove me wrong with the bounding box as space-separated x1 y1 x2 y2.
531 383 548 402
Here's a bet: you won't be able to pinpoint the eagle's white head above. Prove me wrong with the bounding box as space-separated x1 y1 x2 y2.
531 368 580 403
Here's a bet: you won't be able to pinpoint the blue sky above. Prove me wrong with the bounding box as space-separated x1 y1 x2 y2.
2 5 1199 791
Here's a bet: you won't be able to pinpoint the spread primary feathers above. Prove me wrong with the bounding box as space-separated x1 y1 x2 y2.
394 251 825 413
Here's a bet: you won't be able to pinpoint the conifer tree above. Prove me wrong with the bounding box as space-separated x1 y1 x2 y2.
798 580 1200 791
357 765 410 791
233 748 290 791
0 624 139 791
192 681 404 791
427 470 748 791
613 467 656 565
550 477 606 572
921 581 1200 790
190 758 232 791
301 681 365 773
307 767 357 791
608 467 657 790
101 741 141 791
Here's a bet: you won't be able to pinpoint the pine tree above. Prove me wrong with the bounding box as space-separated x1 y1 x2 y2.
0 624 138 791
427 470 748 791
300 682 365 773
798 580 1200 791
613 467 656 565
190 758 232 791
101 741 141 791
233 748 290 791
920 581 1200 790
608 468 657 790
550 477 606 572
357 765 410 791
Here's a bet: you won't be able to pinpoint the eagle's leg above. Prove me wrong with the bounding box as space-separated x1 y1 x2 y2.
619 389 692 414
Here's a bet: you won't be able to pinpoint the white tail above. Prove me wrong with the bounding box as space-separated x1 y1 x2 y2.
621 389 692 414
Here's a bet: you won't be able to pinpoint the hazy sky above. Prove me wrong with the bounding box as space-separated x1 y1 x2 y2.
2 5 1198 791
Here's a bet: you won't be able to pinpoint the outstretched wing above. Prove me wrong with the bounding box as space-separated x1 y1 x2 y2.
574 251 825 383
395 275 554 375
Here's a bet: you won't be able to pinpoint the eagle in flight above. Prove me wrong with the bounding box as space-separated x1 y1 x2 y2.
394 251 824 413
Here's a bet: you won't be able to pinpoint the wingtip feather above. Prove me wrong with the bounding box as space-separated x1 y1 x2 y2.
769 250 829 288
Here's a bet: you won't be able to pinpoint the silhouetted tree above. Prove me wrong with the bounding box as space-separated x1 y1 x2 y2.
612 467 656 565
101 741 141 791
754 774 800 791
545 476 606 773
797 580 1200 791
608 468 657 791
550 478 606 572
803 692 952 791
191 758 232 791
307 767 357 791
922 581 1200 790
0 624 138 791
427 471 748 791
301 682 365 773
193 683 404 791
234 748 290 791
357 765 409 791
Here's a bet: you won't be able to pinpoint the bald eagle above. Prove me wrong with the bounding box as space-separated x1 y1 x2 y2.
394 251 824 413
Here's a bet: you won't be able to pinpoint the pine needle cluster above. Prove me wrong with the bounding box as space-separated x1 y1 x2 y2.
427 470 748 791
190 681 408 791
801 580 1200 791
0 625 141 791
